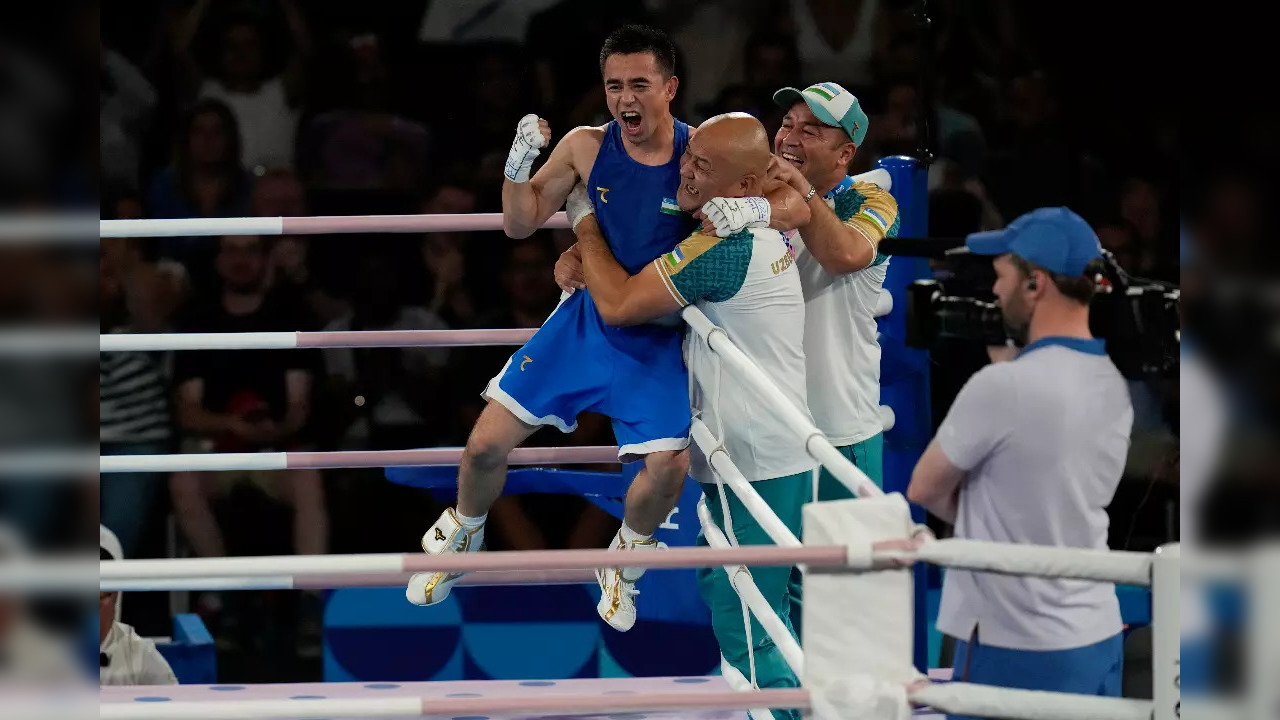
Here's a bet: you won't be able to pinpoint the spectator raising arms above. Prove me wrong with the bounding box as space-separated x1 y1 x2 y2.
175 0 311 171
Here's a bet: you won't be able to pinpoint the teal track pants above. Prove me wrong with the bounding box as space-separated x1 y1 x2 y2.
696 471 810 720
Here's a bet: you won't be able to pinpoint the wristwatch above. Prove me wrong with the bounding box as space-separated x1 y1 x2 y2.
803 184 817 202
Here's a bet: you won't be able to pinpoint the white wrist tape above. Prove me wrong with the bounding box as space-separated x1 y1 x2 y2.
743 196 771 224
504 114 545 183
565 183 594 229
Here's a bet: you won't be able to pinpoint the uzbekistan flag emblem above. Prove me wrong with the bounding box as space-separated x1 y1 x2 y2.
859 207 889 233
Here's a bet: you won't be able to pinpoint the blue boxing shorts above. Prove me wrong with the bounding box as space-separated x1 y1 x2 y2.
483 289 691 461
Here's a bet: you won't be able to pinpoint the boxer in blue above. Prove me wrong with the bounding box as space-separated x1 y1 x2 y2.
407 25 807 631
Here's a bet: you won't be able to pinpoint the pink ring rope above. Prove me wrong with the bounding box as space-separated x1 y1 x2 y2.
286 445 619 469
102 544 850 582
99 328 537 352
283 212 571 234
98 445 623 473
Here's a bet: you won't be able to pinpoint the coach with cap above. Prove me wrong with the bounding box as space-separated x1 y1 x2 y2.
907 208 1133 707
701 81 899 497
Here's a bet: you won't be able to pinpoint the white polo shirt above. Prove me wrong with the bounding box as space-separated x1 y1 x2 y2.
100 622 178 686
935 337 1133 651
656 227 816 483
790 177 898 446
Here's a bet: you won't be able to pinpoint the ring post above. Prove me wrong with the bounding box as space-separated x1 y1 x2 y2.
877 154 932 671
1150 543 1179 720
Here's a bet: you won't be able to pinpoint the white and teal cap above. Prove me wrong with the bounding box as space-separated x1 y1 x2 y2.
773 82 869 146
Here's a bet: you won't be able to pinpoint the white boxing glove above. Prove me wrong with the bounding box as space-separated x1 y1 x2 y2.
701 196 771 237
565 183 594 229
504 114 549 183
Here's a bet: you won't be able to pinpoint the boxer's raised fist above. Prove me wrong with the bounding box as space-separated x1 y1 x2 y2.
505 114 549 183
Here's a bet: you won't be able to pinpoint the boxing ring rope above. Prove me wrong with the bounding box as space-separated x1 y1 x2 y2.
101 328 536 352
99 444 621 474
99 211 572 238
909 538 1153 585
691 418 802 548
99 687 813 720
104 568 596 593
907 683 1153 720
99 545 851 586
95 537 1151 594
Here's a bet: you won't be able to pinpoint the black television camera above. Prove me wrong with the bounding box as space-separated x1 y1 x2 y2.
904 249 1180 381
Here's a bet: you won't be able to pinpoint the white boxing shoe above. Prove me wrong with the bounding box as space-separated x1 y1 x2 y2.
406 508 484 606
595 531 659 632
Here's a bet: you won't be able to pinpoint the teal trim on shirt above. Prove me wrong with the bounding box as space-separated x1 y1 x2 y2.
670 229 754 303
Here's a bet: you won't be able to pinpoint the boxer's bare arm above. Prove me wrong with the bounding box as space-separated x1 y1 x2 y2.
502 126 603 239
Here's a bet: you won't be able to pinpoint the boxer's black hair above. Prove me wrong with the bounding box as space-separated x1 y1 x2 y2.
599 24 677 79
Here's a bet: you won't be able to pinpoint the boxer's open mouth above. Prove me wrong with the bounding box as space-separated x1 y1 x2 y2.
621 111 642 134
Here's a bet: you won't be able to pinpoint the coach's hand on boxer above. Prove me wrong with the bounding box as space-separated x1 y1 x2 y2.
700 196 772 237
555 244 585 293
504 114 551 183
767 155 812 198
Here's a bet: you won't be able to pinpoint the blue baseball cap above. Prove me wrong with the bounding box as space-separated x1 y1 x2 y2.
966 207 1102 276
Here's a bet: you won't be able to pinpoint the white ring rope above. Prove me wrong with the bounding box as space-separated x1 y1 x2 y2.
909 681 1153 720
104 568 595 593
100 211 571 239
99 445 620 474
912 538 1154 586
97 545 851 589
691 418 801 548
99 687 812 720
100 328 536 352
92 170 889 241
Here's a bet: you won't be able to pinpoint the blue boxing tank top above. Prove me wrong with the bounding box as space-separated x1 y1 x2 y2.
586 119 698 274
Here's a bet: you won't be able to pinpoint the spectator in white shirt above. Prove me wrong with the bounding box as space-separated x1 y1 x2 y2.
176 0 311 172
907 208 1132 708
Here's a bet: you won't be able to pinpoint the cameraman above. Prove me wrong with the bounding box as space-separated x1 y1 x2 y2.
907 208 1133 705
